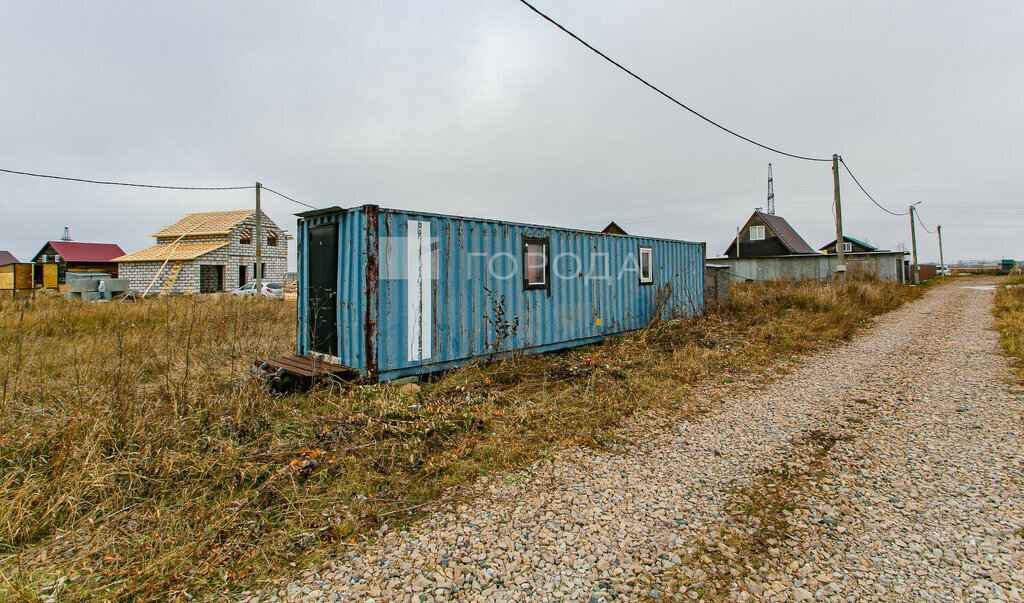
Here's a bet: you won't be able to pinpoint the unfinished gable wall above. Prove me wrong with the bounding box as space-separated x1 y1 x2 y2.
227 212 288 288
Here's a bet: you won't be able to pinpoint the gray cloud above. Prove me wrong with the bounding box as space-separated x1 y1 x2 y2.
2 0 1021 266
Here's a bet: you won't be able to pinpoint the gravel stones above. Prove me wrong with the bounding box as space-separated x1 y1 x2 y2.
259 279 1022 602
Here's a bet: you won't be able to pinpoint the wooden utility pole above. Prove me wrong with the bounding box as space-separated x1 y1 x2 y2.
937 225 945 275
832 154 845 281
255 182 263 294
910 203 919 285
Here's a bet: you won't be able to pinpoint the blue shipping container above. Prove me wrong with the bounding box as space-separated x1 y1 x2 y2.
296 205 705 381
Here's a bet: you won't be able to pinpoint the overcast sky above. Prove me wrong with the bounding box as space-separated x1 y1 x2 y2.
2 0 1021 268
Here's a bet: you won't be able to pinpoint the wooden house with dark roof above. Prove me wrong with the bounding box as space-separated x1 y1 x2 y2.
818 236 880 254
601 221 628 235
723 210 816 258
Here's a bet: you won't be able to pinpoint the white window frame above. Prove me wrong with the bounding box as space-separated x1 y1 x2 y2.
843 242 852 253
638 246 654 284
523 237 549 290
749 225 765 241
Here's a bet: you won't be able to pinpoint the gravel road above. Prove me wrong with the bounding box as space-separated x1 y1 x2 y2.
257 280 1023 602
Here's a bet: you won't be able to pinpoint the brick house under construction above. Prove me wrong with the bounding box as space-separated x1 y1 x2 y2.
114 210 288 294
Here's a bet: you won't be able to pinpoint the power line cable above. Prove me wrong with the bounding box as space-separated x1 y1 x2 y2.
261 185 317 209
516 0 831 163
0 166 255 191
838 158 909 216
914 210 937 234
0 165 317 209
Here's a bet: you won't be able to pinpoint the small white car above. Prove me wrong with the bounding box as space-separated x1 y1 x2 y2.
231 282 285 300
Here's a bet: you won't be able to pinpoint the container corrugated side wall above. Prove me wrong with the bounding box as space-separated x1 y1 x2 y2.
373 210 703 380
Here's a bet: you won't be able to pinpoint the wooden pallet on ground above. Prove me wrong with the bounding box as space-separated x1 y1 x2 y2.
255 354 354 380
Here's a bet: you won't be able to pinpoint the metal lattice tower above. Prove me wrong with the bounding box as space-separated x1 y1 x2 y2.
61 226 73 241
766 163 775 215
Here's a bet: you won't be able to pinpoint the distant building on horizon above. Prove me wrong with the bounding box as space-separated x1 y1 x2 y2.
818 236 883 255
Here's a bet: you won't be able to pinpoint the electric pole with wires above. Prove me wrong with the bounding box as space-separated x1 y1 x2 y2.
910 202 921 284
937 225 945 275
256 182 263 295
832 154 845 281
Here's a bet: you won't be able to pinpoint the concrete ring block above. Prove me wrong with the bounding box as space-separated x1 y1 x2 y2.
81 291 102 302
64 292 82 300
70 279 99 292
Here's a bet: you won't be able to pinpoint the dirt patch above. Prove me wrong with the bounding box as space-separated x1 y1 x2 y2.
661 428 854 601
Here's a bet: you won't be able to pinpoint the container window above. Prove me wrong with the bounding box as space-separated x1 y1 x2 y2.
843 242 852 252
639 246 653 284
523 238 549 290
749 225 765 241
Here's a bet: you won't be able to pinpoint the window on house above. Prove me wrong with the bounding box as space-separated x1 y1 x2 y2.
267 232 278 247
749 225 765 241
843 242 853 253
639 246 654 284
239 229 252 245
523 237 549 290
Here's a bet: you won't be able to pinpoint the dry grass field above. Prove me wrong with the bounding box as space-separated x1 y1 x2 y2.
0 278 918 601
995 275 1024 378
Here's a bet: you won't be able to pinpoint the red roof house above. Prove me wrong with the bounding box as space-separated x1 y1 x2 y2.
32 241 125 283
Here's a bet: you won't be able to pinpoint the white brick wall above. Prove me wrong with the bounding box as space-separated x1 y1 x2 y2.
121 211 290 294
227 212 289 288
155 234 229 245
